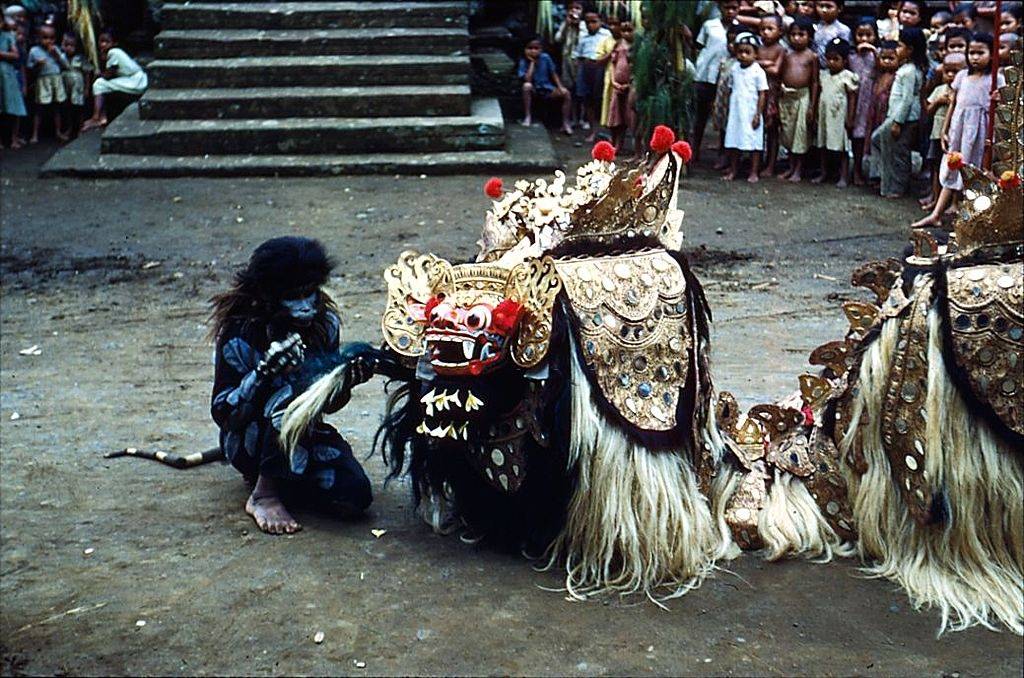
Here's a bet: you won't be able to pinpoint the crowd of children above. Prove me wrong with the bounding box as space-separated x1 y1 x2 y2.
0 4 147 150
523 0 1020 227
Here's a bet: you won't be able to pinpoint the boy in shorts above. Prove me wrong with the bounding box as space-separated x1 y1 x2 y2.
27 24 67 143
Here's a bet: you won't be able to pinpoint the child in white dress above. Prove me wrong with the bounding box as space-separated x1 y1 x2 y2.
814 38 859 187
723 32 769 183
81 29 147 131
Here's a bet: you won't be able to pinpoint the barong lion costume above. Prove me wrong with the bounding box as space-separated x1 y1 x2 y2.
281 68 1023 634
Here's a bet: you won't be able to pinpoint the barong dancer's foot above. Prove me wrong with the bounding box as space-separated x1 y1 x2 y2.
246 475 301 535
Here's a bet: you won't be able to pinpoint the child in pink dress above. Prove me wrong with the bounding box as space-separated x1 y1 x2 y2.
913 33 1004 228
848 18 877 185
605 21 635 151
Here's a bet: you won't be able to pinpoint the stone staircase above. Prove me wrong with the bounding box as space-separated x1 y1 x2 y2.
43 1 556 176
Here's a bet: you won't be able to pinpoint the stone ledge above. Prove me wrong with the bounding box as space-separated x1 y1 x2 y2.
41 121 559 178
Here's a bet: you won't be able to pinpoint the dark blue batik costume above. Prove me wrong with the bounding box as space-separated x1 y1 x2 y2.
211 312 372 514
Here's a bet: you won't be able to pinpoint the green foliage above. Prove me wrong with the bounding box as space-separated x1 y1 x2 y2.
631 0 696 142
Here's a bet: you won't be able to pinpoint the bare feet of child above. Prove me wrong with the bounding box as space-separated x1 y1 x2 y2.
779 167 794 180
787 170 802 182
10 137 24 149
519 116 533 127
721 171 736 181
560 124 573 135
759 167 774 178
810 173 825 184
910 214 943 229
747 173 759 183
56 131 70 142
836 177 847 188
245 475 301 535
28 135 38 144
80 117 106 132
584 133 596 143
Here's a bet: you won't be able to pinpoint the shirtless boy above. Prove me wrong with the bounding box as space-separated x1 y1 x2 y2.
778 17 819 182
758 14 786 176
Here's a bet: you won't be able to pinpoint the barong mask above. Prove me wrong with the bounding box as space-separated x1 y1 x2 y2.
381 253 562 377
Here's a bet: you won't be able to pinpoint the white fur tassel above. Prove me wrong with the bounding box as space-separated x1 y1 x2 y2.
543 350 737 603
841 304 1024 635
279 365 348 456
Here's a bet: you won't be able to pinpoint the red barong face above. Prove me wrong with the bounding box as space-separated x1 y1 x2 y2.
414 295 524 376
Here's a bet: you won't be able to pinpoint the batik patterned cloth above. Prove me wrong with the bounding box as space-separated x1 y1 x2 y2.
211 312 372 513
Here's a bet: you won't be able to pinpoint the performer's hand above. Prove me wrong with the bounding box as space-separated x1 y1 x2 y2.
752 112 761 130
890 121 901 139
348 355 374 387
257 333 304 379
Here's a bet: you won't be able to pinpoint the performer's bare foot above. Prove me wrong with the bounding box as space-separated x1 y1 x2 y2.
245 475 301 535
810 173 824 184
56 131 70 142
779 167 793 180
747 173 760 183
721 170 736 181
759 167 774 177
787 170 802 182
836 177 848 188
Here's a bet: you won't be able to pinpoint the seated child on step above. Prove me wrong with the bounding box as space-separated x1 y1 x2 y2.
81 29 147 132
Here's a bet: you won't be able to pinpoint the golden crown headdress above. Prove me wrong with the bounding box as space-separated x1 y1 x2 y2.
476 150 686 265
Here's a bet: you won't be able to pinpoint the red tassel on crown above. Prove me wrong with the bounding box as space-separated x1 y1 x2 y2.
484 177 504 199
649 125 676 153
671 140 693 164
591 140 616 163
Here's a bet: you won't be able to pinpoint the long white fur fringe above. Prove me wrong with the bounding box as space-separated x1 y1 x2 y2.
840 304 1024 635
543 351 738 604
279 365 347 455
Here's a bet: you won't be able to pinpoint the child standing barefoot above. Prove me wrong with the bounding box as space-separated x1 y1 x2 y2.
604 21 635 151
919 53 965 211
778 17 819 182
913 33 1004 228
81 30 148 132
0 16 26 149
27 24 68 143
814 38 859 187
848 18 878 185
712 24 743 170
870 27 925 198
60 32 91 138
692 0 738 164
757 14 785 176
723 33 768 183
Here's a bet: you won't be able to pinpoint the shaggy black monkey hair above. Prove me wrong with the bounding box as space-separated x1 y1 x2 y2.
208 236 339 349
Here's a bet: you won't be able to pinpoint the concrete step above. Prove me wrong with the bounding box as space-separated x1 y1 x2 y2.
42 122 558 177
162 2 467 30
138 85 471 119
147 55 469 88
101 99 504 155
156 27 467 58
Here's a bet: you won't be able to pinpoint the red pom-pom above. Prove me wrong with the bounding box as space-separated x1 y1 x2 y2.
998 170 1022 191
670 140 693 164
491 299 524 335
591 140 616 163
801 405 815 427
484 177 504 199
649 125 676 153
945 152 964 171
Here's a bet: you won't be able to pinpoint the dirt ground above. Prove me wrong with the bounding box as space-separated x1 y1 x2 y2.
2 135 1022 676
